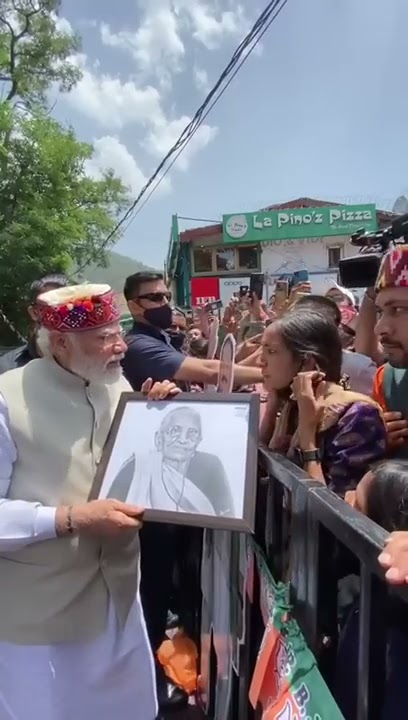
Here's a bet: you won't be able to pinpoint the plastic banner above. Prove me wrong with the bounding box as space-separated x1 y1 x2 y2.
250 544 345 720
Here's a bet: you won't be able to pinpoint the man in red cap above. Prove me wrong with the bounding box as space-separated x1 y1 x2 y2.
373 245 408 455
0 283 179 720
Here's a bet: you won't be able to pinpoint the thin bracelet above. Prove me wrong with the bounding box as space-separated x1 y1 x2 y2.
67 506 74 535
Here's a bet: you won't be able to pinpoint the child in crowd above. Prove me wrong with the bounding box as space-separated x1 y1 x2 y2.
335 460 408 719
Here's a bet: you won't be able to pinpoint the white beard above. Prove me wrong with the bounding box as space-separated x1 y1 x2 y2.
70 357 123 386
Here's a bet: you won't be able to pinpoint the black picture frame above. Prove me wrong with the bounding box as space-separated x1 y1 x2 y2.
90 392 260 533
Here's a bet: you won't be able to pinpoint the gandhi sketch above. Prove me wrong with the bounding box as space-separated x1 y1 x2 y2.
107 406 235 517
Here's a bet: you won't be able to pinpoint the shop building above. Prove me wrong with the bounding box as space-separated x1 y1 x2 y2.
166 198 395 307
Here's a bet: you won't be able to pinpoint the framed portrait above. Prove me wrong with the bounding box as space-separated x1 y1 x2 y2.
217 334 236 393
91 393 260 533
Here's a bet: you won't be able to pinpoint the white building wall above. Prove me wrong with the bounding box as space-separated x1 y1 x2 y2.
260 235 361 297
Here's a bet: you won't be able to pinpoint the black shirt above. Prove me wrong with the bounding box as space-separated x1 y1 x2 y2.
122 321 187 391
0 339 39 375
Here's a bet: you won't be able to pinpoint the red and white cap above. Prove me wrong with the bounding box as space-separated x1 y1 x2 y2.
36 284 120 333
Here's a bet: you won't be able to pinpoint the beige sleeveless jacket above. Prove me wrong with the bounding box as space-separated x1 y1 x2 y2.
0 358 139 645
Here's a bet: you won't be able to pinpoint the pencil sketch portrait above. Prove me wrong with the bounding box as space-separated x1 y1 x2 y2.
106 405 236 517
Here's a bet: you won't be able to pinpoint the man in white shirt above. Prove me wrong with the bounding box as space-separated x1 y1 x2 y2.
295 294 376 395
0 283 179 720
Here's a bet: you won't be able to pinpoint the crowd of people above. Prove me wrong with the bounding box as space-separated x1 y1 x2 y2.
1 244 408 719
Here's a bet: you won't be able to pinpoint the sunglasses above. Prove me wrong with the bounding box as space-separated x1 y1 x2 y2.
135 292 172 303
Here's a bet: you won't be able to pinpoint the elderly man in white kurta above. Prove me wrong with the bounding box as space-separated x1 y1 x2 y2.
0 283 178 720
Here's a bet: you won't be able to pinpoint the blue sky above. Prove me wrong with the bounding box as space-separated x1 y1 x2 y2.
56 0 407 268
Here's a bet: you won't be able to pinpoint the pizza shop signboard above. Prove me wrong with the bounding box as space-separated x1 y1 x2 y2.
222 204 377 243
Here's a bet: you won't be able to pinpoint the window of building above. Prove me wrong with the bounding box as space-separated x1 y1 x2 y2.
238 245 259 270
192 246 213 273
192 244 260 275
216 247 236 271
327 245 343 269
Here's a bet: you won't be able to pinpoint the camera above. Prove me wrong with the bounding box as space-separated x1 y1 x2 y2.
338 212 408 288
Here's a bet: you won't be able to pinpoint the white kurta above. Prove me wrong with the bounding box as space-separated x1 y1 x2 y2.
0 395 157 720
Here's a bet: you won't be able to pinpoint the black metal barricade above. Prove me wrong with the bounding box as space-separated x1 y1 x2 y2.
254 447 408 720
201 449 408 719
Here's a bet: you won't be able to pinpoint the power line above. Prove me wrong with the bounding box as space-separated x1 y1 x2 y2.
177 216 220 224
121 0 288 236
72 0 289 279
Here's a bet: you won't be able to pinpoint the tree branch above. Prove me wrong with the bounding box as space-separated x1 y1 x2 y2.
2 5 39 102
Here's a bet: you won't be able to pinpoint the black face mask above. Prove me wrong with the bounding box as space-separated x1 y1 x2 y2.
167 330 186 351
143 304 173 330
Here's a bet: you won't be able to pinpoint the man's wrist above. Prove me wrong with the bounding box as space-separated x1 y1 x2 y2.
55 505 81 537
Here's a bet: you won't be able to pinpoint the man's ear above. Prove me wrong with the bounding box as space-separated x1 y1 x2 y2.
27 305 38 323
155 431 163 451
52 332 70 351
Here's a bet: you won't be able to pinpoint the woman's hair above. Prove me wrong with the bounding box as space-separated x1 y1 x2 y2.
274 310 343 383
189 337 209 359
295 294 342 327
366 460 408 532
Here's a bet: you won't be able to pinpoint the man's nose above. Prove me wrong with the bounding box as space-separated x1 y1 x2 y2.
115 336 128 353
375 314 390 337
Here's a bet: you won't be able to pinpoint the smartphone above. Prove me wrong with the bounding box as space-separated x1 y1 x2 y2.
275 280 289 308
292 269 309 286
239 285 249 298
204 300 223 313
249 273 264 301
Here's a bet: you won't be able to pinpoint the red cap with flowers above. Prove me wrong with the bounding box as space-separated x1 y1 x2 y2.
36 284 120 332
375 245 408 292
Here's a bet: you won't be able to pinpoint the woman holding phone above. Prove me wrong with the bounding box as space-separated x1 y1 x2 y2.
259 310 386 496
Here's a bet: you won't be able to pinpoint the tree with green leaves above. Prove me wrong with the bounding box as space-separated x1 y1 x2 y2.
0 0 81 107
0 1 130 339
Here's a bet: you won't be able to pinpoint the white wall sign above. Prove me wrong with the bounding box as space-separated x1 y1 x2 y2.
219 277 250 308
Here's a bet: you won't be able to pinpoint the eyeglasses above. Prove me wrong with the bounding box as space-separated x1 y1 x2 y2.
98 329 125 346
134 292 172 304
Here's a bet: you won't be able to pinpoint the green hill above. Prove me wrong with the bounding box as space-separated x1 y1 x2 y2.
76 251 158 292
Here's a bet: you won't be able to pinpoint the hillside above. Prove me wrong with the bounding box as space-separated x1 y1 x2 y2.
76 251 158 292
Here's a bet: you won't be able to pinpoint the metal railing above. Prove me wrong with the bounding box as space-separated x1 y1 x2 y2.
199 449 408 719
254 448 408 720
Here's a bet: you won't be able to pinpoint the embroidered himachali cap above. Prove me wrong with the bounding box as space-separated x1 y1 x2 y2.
36 283 120 332
375 245 408 292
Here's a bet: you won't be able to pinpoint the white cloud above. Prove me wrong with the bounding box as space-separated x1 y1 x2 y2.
100 1 251 81
66 57 165 129
194 67 211 94
53 15 74 35
145 116 218 171
101 9 184 86
64 55 218 171
183 3 250 50
85 136 170 196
